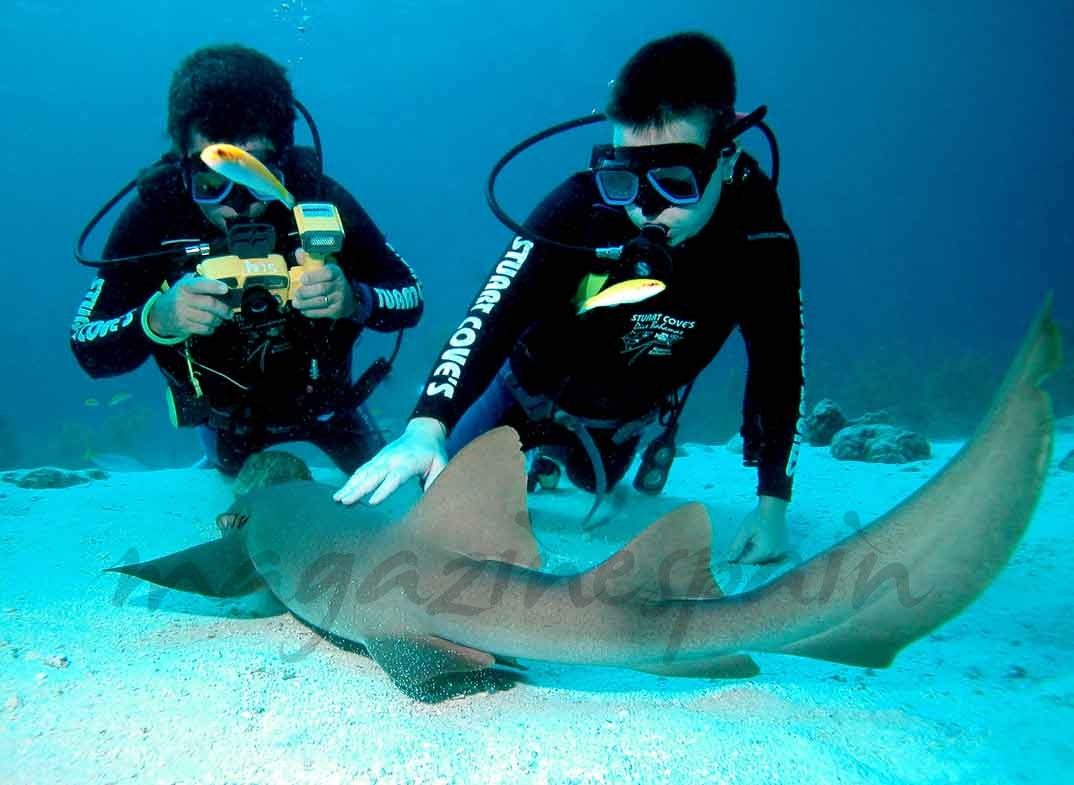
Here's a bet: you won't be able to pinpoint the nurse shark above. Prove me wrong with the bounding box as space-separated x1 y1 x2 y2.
111 298 1062 700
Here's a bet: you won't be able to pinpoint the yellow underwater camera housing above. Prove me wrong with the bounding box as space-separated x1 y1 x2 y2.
196 253 291 313
195 203 345 315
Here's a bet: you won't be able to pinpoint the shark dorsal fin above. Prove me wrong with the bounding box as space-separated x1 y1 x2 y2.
403 427 541 568
586 502 723 601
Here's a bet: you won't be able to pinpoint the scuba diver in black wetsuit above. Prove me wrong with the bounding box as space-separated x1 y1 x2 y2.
335 32 804 565
70 44 423 476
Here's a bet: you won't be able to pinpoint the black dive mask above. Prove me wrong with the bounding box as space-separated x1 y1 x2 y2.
590 142 722 208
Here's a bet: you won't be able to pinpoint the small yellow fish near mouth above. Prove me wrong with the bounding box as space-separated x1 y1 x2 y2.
577 278 666 314
199 143 296 208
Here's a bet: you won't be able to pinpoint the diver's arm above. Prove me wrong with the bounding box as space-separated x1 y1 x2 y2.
337 175 595 505
322 177 423 331
409 233 547 432
69 202 172 378
336 234 551 505
410 176 590 433
737 183 805 502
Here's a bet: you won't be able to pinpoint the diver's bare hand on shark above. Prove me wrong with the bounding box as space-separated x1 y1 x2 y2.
291 256 356 320
147 273 231 338
335 417 449 505
727 496 789 564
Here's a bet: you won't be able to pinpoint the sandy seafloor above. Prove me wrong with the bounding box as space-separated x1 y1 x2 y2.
1 422 1072 785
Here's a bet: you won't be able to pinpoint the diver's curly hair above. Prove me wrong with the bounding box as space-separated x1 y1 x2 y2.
606 32 736 134
167 44 296 154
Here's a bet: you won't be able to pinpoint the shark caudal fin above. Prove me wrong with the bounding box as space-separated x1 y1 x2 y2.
773 295 1061 668
405 426 541 568
107 527 266 599
582 502 760 678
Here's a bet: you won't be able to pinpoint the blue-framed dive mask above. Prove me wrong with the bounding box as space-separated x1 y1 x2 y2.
182 153 286 205
589 142 735 207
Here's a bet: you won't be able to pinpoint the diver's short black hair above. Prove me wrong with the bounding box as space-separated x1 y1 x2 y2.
606 32 736 134
167 44 296 154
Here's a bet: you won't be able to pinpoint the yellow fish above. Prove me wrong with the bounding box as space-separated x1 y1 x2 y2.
84 397 100 407
577 278 666 314
108 392 132 406
200 144 296 208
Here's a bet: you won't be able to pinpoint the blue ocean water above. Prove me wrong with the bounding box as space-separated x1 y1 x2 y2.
1 0 1070 468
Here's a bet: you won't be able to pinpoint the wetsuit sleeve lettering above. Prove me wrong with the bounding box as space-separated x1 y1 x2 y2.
322 176 423 331
409 177 591 431
69 200 169 378
410 234 542 430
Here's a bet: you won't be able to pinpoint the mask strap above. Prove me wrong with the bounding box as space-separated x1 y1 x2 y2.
721 144 743 184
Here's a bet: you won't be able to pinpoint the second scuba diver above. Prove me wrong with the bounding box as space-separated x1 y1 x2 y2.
335 32 804 565
70 44 423 475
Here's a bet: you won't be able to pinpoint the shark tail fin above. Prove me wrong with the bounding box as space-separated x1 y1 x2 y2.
107 531 265 598
779 294 1062 669
970 291 1062 442
1008 290 1062 391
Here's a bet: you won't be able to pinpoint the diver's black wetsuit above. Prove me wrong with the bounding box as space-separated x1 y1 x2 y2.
414 155 803 499
70 147 423 474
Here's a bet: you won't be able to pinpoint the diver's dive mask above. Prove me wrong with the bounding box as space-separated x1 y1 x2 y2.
182 154 287 205
484 105 776 268
589 142 732 208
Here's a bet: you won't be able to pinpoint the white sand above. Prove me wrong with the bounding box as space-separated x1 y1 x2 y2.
1 431 1072 785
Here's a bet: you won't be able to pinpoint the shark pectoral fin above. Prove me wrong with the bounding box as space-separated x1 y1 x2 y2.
365 635 500 700
107 537 264 598
590 502 724 601
632 653 761 679
404 426 541 569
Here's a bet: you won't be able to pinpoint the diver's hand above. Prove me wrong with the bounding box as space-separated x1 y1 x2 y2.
727 496 789 564
292 251 357 320
147 273 231 338
334 417 449 505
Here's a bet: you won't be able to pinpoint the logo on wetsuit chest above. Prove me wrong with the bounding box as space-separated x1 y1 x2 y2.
620 312 696 363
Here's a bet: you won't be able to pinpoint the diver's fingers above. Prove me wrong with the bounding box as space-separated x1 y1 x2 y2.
334 467 381 505
297 265 334 286
337 464 407 506
180 299 229 334
187 293 232 321
738 544 787 566
726 527 753 564
363 451 437 504
366 472 406 506
179 310 220 336
422 454 449 490
292 288 336 318
183 277 230 296
294 281 330 301
183 319 218 336
335 451 409 505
